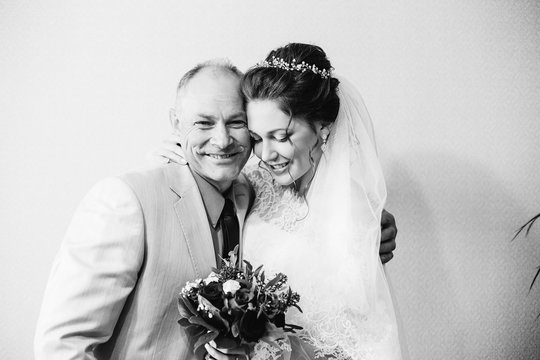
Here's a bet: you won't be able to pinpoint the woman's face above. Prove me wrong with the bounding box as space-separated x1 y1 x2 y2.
247 99 322 188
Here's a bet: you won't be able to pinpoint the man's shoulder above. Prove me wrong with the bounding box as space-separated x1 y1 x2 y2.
119 163 192 187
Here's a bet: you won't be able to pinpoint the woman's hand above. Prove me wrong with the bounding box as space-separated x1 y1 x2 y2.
150 133 186 165
204 341 249 360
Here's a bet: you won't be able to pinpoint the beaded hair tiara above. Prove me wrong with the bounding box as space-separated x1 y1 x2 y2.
255 56 333 79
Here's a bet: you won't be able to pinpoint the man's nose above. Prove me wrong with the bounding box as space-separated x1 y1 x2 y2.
210 123 233 149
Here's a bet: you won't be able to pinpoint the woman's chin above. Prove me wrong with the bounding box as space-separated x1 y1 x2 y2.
268 172 297 187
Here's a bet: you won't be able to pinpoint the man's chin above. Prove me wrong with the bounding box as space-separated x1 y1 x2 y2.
198 166 241 188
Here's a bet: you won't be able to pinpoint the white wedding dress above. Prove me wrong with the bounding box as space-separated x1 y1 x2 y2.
242 77 403 360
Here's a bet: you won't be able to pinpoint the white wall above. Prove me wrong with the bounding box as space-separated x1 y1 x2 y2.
1 1 539 359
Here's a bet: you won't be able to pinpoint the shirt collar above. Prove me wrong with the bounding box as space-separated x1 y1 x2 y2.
191 169 234 228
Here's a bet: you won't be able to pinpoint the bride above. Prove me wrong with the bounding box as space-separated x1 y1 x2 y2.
240 43 401 360
161 43 403 359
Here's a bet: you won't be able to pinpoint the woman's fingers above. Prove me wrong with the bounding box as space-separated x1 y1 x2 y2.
204 344 238 360
150 148 186 165
148 134 187 164
204 342 248 360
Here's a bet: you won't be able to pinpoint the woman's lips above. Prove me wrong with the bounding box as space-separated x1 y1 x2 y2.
267 161 290 173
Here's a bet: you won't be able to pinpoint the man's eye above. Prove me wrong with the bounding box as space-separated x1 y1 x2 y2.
228 120 247 128
194 121 213 127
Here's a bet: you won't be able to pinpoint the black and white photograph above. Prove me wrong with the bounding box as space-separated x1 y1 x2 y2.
1 1 539 359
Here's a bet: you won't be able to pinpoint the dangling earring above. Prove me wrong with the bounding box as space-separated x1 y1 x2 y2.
321 127 330 152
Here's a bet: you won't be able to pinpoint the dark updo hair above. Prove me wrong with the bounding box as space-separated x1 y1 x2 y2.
241 43 340 128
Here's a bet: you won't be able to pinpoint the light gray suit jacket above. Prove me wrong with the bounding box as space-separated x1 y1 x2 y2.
34 164 253 360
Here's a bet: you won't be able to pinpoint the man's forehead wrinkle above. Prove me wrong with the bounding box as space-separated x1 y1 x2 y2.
195 110 246 122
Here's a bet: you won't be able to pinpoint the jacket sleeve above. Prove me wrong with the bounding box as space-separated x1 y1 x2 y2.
34 177 145 360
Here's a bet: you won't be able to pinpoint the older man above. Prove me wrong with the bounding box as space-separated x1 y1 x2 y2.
35 60 397 359
35 61 253 359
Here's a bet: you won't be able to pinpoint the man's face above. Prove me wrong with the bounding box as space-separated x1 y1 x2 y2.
173 68 251 191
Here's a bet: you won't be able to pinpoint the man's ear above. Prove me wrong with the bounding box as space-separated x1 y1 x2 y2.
169 108 180 130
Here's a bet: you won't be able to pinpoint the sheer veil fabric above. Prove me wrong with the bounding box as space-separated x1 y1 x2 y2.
243 76 403 359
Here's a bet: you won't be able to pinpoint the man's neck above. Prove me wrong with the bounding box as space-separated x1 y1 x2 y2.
191 170 232 194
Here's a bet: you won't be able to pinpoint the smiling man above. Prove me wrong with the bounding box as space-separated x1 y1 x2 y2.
172 65 251 192
34 60 254 360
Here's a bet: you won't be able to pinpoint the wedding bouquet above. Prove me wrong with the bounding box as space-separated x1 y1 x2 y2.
178 246 302 355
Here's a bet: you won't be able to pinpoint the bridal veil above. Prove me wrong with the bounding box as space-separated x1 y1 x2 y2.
296 75 403 360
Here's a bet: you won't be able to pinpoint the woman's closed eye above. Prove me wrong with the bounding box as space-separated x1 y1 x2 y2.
275 135 289 143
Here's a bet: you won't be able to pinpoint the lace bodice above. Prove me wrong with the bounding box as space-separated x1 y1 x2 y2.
244 166 309 233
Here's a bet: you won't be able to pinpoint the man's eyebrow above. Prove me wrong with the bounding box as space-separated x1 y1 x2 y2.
194 112 246 121
226 111 247 120
195 114 217 121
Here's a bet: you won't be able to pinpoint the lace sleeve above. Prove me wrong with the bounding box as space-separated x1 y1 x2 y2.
251 338 292 360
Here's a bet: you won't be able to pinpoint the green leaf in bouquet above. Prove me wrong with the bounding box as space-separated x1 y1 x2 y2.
264 273 284 290
243 260 253 278
178 295 199 317
231 320 240 338
257 300 267 319
178 317 193 328
188 315 219 332
253 265 264 280
193 330 219 352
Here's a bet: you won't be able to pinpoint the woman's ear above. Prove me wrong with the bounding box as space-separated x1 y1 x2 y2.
319 123 332 139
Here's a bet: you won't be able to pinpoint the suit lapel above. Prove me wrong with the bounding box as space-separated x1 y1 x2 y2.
167 165 217 278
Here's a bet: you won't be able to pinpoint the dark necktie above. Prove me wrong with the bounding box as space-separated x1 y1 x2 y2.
220 198 239 259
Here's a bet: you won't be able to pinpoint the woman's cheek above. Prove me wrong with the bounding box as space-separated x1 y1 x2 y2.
276 142 295 160
253 143 262 158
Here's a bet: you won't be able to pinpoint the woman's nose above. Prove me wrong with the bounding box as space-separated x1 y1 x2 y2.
260 141 277 162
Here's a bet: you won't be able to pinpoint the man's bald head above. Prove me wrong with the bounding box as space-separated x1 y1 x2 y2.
175 59 243 107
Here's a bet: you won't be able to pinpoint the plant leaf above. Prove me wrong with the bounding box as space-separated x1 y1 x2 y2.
178 295 199 317
188 316 217 330
231 320 240 337
265 273 284 290
178 317 193 327
253 264 264 278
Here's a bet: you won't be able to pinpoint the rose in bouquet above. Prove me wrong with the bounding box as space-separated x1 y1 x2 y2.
178 246 302 355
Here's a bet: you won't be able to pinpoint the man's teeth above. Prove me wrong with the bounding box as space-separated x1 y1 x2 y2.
208 154 235 159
